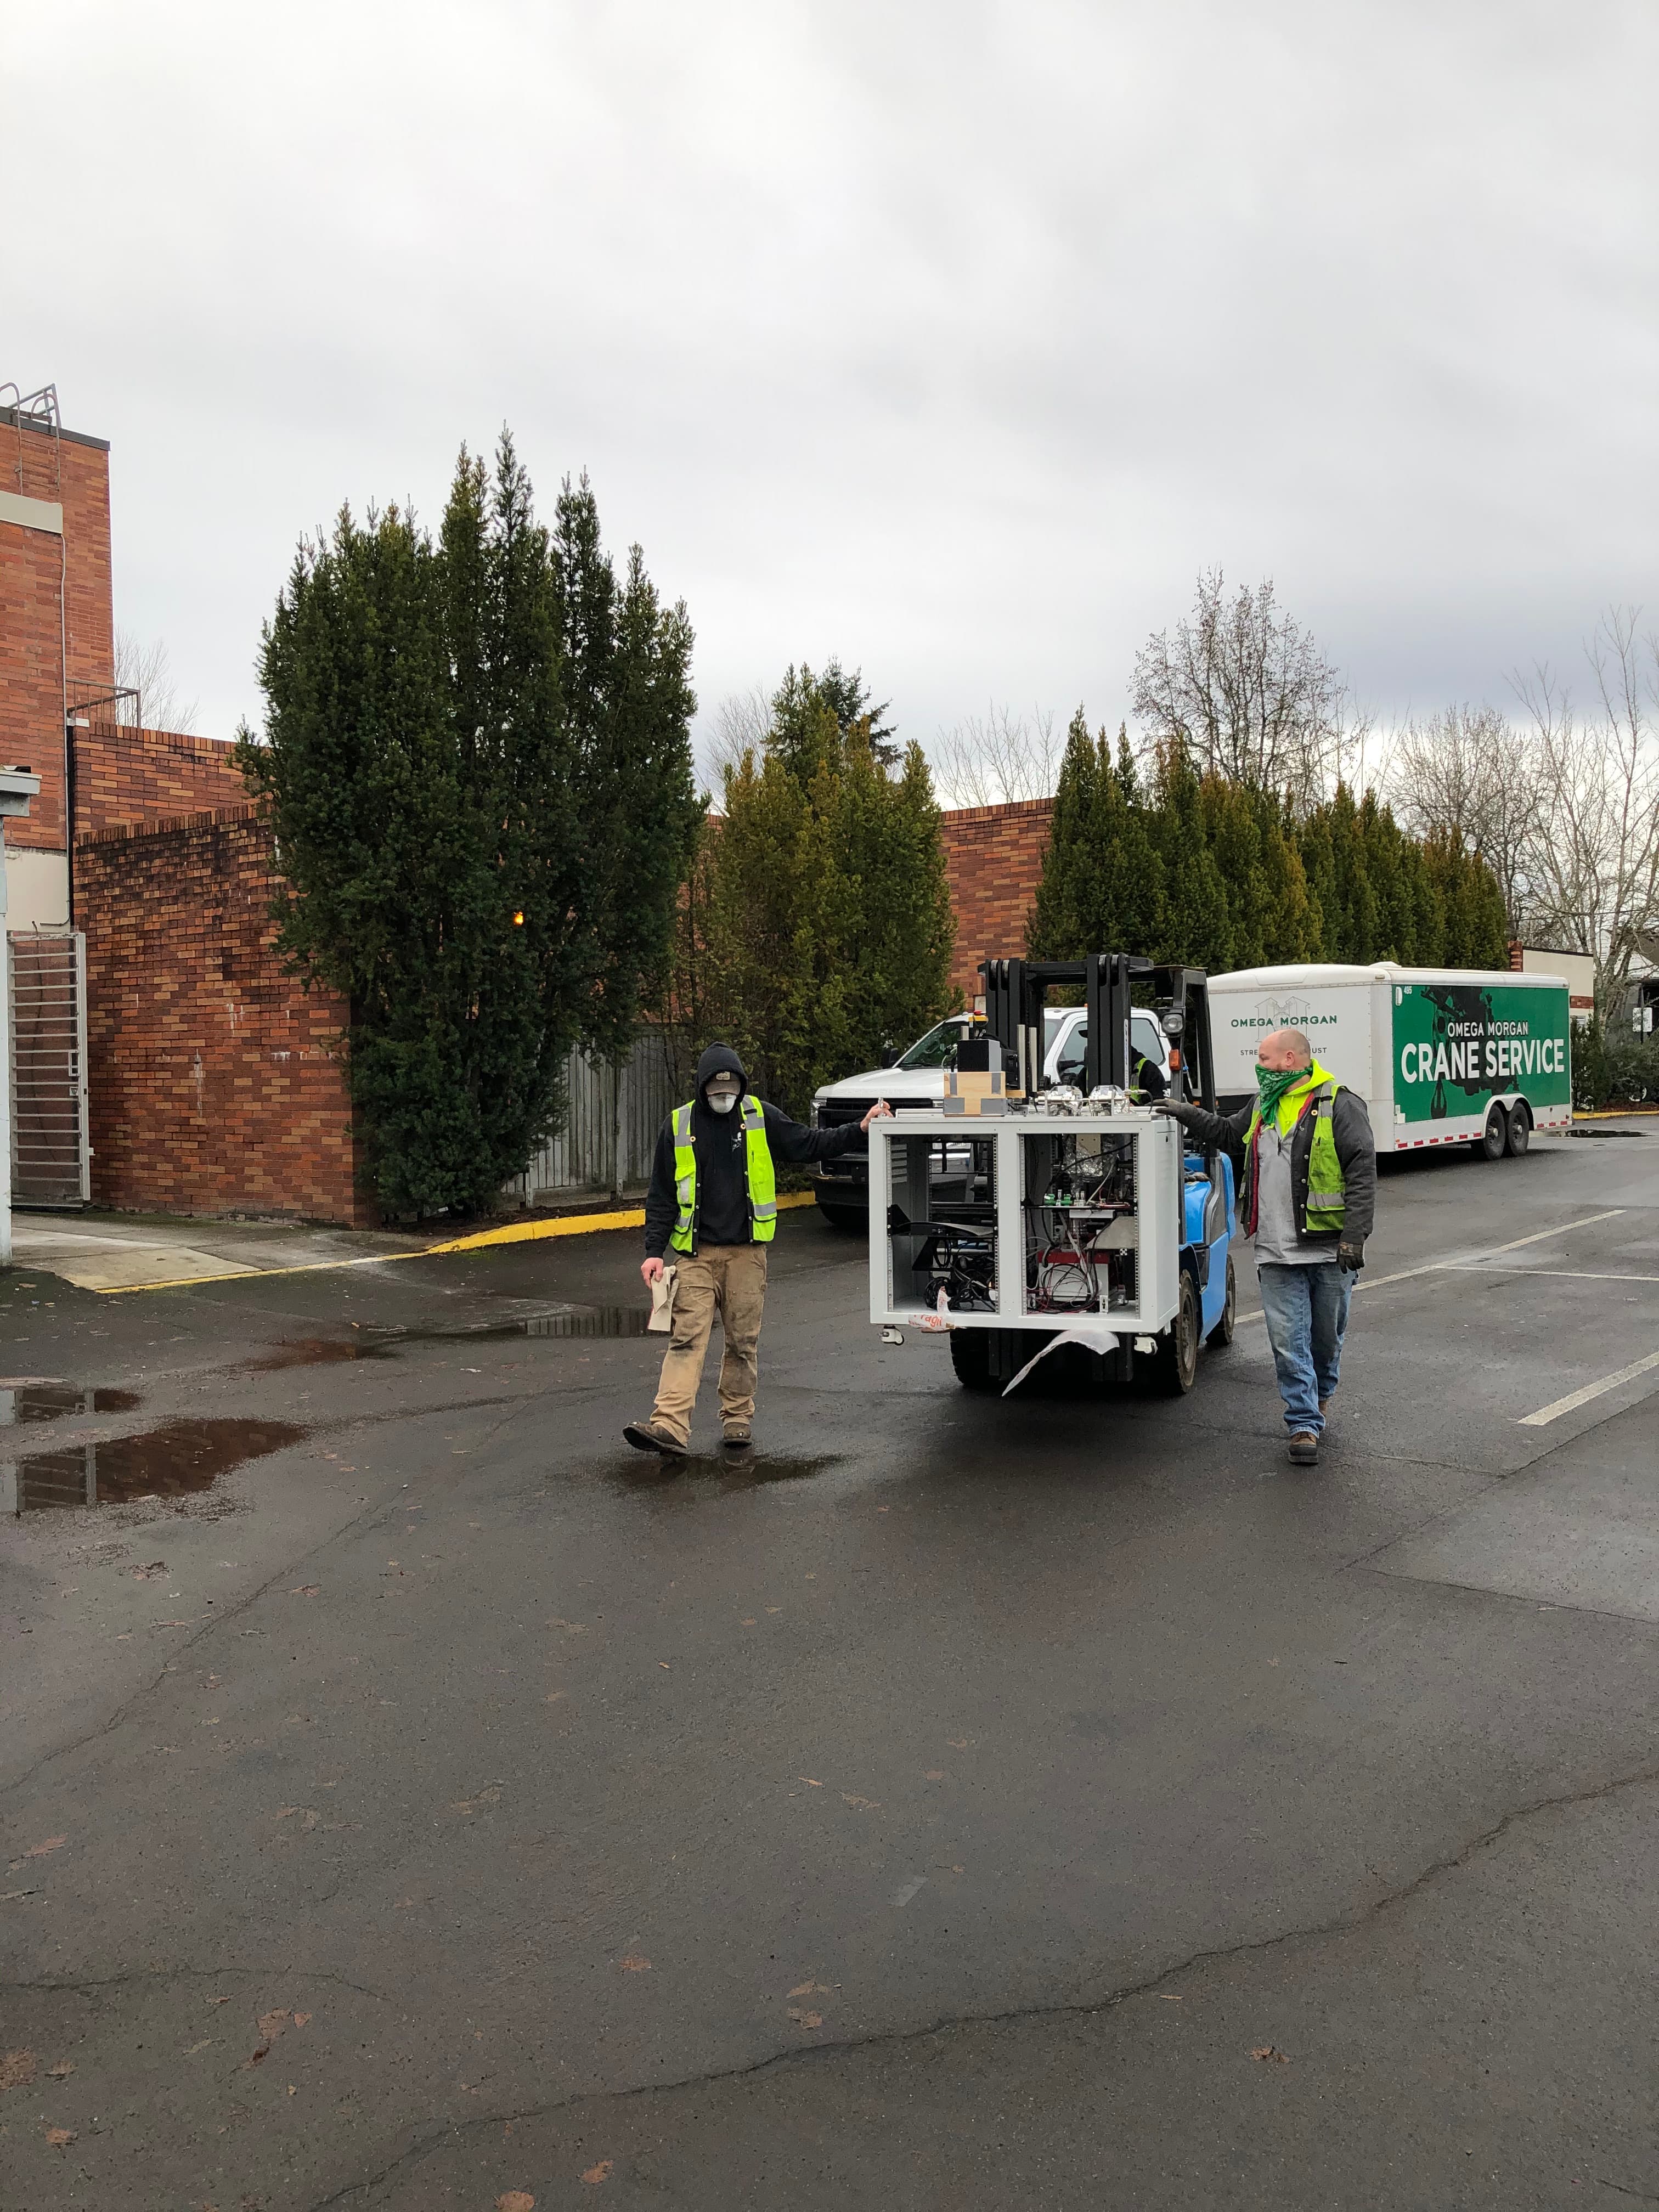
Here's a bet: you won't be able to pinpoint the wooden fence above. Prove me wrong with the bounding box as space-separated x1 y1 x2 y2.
505 1027 681 1201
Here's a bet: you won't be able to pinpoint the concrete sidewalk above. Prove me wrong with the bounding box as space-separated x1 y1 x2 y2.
9 1210 428 1291
11 1191 824 1291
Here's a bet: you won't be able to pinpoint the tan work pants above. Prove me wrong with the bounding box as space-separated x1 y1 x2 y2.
651 1244 768 1444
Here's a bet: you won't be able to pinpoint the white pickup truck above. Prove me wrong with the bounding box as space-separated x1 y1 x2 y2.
809 1006 1174 1227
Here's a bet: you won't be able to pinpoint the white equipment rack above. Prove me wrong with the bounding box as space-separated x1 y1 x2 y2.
866 1108 1184 1340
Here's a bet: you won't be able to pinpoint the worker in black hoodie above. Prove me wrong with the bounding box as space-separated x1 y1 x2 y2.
624 1043 891 1456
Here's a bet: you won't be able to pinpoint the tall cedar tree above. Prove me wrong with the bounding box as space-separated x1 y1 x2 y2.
681 667 953 1113
240 436 698 1217
1031 735 1506 974
1029 715 1166 961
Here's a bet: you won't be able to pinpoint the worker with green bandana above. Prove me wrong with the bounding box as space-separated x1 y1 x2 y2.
1156 1025 1375 1466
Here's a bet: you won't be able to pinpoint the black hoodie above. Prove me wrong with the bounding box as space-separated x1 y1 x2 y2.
643 1043 865 1256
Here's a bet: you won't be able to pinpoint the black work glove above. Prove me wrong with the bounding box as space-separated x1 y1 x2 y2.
1151 1100 1200 1124
1336 1237 1365 1273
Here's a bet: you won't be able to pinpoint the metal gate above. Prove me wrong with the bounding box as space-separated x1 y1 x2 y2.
9 930 89 1206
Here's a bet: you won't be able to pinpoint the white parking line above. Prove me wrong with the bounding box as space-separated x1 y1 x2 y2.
1234 1210 1629 1325
1438 1265 1659 1285
1518 1347 1659 1427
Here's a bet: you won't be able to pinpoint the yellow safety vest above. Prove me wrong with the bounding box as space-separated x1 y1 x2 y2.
668 1094 777 1254
1244 1074 1347 1234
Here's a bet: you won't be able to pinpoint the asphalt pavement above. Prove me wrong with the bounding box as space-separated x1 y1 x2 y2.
3 1122 1658 2210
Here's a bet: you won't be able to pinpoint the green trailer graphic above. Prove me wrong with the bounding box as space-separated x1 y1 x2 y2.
1392 982 1571 1125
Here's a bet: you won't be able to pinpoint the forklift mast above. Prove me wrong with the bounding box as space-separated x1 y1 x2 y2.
979 954 1216 1110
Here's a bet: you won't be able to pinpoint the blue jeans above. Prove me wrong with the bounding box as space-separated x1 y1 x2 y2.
1256 1262 1353 1436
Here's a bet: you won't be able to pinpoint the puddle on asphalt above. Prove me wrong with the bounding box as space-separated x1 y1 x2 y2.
246 1337 394 1370
612 1451 842 1496
5 1418 307 1515
520 1308 650 1339
248 1308 650 1370
0 1384 143 1421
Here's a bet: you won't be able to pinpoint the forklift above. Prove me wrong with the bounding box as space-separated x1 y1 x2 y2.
866 953 1238 1397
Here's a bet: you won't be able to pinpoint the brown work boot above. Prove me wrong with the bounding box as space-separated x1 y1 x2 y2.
1287 1432 1319 1466
722 1424 753 1451
1318 1390 1336 1418
623 1420 688 1458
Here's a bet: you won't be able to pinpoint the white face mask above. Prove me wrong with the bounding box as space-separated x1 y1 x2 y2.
707 1088 739 1115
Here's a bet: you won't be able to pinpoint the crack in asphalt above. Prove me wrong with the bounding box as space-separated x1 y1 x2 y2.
3 1963 394 2005
302 1753 1659 2210
1 1483 397 1801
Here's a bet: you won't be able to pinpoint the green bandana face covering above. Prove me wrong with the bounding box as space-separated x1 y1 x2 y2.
1255 1063 1303 1120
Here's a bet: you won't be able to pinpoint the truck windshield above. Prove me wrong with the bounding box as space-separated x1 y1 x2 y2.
896 1018 981 1070
1054 1014 1165 1082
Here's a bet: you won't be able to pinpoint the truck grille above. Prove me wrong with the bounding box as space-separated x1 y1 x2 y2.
816 1097 873 1177
818 1097 875 1133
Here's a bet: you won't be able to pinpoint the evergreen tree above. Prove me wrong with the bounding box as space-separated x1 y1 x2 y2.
702 749 819 1108
1357 789 1413 962
575 530 702 1065
1147 742 1229 969
1028 710 1102 959
1423 832 1509 967
1302 786 1378 961
827 735 956 1071
1254 789 1319 963
816 658 899 769
240 435 696 1218
1029 715 1166 961
766 664 846 783
697 679 954 1113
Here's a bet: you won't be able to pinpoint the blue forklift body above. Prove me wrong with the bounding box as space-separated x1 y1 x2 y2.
1183 1147 1237 1339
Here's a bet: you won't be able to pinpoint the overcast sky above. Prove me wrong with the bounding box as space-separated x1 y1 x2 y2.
8 1 1656 775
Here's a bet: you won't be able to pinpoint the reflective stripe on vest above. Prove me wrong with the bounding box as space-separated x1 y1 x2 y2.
1244 1077 1346 1236
1304 1086 1346 1231
668 1094 777 1254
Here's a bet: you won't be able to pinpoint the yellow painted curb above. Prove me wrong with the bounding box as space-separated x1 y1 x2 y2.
93 1189 827 1291
1573 1107 1659 1121
425 1188 820 1255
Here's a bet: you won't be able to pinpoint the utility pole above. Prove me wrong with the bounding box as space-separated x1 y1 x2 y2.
0 766 43 1267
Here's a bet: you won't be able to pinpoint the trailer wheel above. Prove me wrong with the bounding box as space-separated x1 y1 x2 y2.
1150 1273 1201 1396
1472 1103 1508 1161
949 1329 998 1393
1206 1251 1237 1348
1505 1102 1532 1156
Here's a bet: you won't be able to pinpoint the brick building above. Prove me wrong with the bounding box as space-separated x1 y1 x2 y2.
1 388 115 928
2 386 1056 1227
938 795 1054 997
2 387 364 1224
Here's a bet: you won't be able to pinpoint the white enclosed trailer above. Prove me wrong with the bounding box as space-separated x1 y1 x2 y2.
1207 963 1573 1158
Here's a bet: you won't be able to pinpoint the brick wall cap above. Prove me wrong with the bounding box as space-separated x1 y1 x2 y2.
940 796 1056 827
1 405 110 453
76 801 266 849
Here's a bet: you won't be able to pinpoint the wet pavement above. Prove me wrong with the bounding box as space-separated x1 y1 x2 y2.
2 1124 1658 2208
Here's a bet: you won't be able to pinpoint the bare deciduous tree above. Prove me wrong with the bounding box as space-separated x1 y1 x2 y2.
697 684 771 799
114 630 198 734
1513 608 1659 1008
929 703 1062 808
1132 570 1356 810
1388 703 1541 940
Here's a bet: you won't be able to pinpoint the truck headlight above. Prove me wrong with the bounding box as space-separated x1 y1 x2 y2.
810 1097 822 1128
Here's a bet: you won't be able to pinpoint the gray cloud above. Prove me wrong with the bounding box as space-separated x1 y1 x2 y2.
7 0 1655 753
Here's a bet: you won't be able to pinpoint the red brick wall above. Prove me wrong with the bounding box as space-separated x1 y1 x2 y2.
940 797 1054 998
1 415 114 854
74 721 249 838
77 805 370 1226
